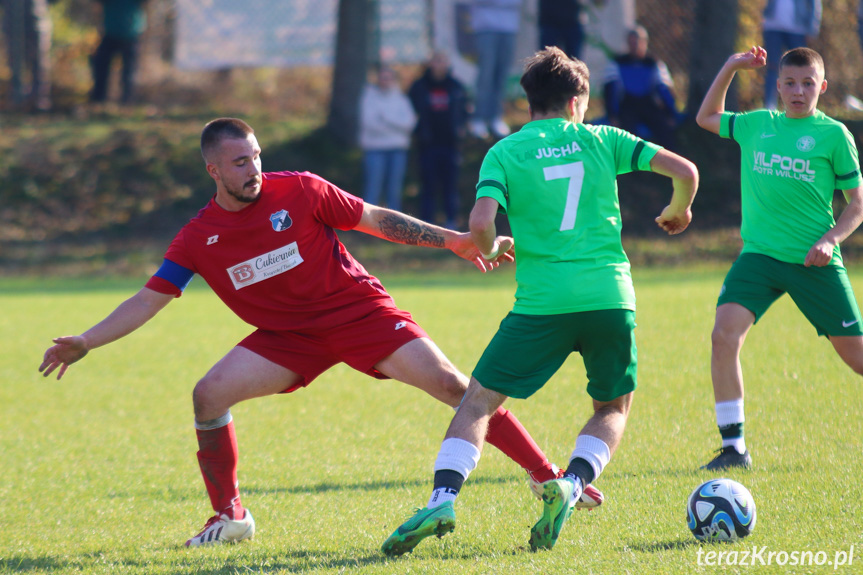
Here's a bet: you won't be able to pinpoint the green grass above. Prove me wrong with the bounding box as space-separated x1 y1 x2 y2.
3 267 862 574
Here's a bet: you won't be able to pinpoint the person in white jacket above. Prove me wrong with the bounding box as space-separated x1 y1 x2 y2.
359 65 418 212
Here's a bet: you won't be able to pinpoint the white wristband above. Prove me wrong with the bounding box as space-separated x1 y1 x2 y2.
481 240 500 261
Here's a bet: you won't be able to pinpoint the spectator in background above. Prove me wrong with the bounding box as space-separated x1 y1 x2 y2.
90 0 148 105
538 0 588 59
602 25 679 149
409 51 468 229
468 0 522 140
359 65 417 212
761 0 821 109
1 0 52 111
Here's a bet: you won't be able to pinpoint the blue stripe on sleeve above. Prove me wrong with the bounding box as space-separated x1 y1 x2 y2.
153 259 195 292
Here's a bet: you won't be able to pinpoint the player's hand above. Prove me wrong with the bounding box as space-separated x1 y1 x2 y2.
727 46 767 71
655 205 692 235
484 237 515 266
39 335 89 380
473 236 515 272
804 240 834 267
450 232 514 272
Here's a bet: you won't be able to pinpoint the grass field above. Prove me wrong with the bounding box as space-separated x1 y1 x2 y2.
2 266 862 574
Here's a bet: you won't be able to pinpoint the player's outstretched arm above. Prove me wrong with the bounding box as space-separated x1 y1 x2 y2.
696 46 767 134
355 203 513 272
805 186 863 267
650 149 699 235
39 287 174 380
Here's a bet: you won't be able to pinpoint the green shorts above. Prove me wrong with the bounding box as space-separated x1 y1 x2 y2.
718 252 863 337
472 309 637 402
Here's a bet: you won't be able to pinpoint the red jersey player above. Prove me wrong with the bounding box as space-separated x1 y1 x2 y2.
39 118 602 547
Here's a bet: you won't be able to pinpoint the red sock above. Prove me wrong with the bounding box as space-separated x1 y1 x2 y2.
196 420 245 520
485 407 557 482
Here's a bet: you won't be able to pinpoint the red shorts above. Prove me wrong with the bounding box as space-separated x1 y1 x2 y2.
237 303 427 393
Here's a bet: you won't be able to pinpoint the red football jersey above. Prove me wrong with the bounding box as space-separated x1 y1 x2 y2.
146 171 396 332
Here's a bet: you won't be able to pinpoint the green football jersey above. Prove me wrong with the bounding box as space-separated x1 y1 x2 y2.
720 109 862 265
476 118 660 315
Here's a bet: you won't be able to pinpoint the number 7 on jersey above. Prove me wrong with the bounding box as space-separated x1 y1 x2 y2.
544 161 585 231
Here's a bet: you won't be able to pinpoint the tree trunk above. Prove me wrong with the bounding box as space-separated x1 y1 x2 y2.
688 0 739 110
327 0 380 145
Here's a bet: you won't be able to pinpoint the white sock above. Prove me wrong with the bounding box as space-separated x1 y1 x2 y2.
715 398 744 427
715 399 746 454
434 438 481 478
570 435 611 482
428 438 481 508
723 437 746 454
428 486 459 508
194 410 232 430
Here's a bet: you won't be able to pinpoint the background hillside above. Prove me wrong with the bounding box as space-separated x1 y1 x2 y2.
4 0 863 274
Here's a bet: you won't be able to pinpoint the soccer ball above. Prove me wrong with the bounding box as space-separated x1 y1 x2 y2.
687 478 756 542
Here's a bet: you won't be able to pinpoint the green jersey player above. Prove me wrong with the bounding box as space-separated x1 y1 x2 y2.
696 46 863 470
382 46 698 556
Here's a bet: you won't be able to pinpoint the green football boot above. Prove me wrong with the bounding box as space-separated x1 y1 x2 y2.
381 501 456 557
529 478 577 551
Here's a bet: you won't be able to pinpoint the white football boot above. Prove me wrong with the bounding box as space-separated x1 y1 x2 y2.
185 509 255 547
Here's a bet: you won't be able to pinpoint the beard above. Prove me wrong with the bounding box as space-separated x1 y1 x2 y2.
225 178 261 203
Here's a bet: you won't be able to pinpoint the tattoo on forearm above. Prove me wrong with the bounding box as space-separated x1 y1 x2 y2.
378 214 445 247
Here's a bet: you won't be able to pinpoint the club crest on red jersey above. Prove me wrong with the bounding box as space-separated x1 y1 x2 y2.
270 209 293 232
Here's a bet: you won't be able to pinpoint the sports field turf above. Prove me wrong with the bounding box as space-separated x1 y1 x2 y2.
2 266 861 574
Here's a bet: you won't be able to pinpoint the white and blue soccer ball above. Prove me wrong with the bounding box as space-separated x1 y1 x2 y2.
687 478 756 542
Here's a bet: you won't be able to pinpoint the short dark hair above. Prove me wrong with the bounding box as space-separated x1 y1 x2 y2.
201 118 255 162
627 25 648 41
779 47 824 75
520 47 590 115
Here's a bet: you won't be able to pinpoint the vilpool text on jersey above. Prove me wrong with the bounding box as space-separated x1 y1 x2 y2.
753 151 816 182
